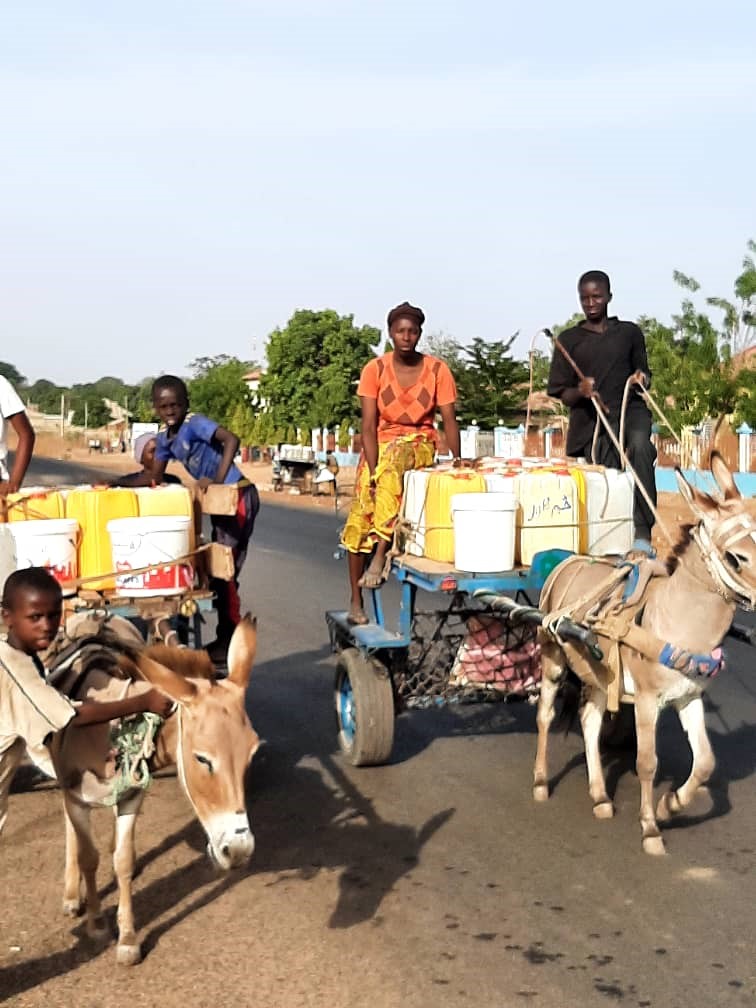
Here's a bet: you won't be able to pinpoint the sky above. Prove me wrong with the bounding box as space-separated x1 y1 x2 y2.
2 0 755 386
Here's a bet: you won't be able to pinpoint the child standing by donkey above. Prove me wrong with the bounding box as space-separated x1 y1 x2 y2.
0 567 172 839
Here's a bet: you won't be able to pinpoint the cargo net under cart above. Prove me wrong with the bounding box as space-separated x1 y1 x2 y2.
394 595 541 708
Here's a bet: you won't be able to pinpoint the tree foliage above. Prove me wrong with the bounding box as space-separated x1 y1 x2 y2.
675 241 756 356
26 378 64 413
422 331 468 376
187 355 254 431
260 310 380 432
642 262 746 434
5 240 755 443
452 335 529 428
0 362 26 387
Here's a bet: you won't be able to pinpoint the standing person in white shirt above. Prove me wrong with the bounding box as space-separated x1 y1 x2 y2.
0 375 35 495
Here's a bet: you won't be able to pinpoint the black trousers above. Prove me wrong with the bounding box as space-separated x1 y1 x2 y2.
572 413 657 541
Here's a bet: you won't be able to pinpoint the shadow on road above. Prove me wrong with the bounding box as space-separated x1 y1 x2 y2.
3 643 754 999
246 646 461 929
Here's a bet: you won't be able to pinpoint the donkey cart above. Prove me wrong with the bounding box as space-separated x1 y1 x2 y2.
325 548 600 767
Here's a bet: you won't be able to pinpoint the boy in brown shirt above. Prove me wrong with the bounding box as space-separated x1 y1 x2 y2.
0 567 171 837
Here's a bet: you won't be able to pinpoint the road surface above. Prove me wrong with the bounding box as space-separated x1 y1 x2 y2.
0 458 754 1007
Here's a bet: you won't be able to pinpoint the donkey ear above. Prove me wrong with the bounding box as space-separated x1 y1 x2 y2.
675 467 717 517
226 613 257 690
136 653 197 705
710 450 741 500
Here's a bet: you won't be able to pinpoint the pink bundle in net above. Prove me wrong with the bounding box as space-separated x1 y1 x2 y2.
450 615 542 694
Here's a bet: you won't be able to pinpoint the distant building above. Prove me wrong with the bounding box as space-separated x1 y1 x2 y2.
243 369 267 409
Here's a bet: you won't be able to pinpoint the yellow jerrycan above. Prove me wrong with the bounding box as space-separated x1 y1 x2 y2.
65 487 139 590
7 488 66 522
423 469 487 564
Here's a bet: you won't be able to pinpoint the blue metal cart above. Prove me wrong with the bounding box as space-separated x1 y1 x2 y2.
71 588 216 648
326 551 564 766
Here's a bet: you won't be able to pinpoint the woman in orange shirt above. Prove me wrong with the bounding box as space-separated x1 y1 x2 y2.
341 302 460 625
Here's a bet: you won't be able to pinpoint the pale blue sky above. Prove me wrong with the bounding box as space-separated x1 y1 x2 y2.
2 0 754 385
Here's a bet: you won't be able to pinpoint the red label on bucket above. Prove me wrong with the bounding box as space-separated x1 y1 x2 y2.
116 562 193 594
46 561 75 585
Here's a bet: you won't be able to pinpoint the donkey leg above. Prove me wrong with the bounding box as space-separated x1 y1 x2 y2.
633 694 665 855
533 644 562 802
581 687 613 818
113 807 143 966
63 793 109 937
657 697 715 821
62 800 83 917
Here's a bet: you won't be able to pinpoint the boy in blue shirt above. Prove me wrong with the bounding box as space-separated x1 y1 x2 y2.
145 376 260 664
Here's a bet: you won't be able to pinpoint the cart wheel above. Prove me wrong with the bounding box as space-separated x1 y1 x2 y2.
600 703 637 750
334 648 395 766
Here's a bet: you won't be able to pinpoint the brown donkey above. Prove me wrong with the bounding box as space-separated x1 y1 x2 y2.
49 615 260 964
532 453 756 854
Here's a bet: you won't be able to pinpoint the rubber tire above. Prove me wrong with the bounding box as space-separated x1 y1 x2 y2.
335 648 395 766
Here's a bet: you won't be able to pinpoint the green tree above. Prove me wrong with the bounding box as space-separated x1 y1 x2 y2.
129 376 159 422
733 367 756 427
0 362 26 387
423 331 468 377
528 350 553 394
26 379 65 413
229 400 257 445
260 310 380 432
68 376 135 428
675 239 756 356
453 335 529 428
70 395 112 428
643 306 738 435
188 356 253 431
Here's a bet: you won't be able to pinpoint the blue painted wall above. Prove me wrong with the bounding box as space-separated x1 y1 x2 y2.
321 455 756 497
655 468 756 496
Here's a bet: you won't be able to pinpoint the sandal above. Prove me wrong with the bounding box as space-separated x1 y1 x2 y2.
347 608 369 626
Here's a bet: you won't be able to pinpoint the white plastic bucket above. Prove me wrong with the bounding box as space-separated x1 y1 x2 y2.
107 516 193 597
451 492 517 573
10 518 79 584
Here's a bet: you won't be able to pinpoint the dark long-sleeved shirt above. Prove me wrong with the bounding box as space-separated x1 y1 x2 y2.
547 317 651 455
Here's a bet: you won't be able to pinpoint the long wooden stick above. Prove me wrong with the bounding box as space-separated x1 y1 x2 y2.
545 328 609 415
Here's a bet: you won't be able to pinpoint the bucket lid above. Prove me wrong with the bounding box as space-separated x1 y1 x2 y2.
107 515 191 532
450 492 516 511
9 518 79 534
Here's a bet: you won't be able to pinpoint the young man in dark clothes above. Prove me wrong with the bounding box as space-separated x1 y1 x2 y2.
547 270 657 552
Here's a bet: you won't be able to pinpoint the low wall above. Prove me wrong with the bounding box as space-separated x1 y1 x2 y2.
655 468 756 496
317 458 756 496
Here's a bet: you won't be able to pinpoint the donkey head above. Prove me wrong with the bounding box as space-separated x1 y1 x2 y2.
137 616 260 869
676 451 756 609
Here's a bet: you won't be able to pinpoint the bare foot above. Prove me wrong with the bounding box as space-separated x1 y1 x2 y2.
347 607 369 626
357 565 385 589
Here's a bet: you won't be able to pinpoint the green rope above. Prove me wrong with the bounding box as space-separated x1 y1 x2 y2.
103 712 163 807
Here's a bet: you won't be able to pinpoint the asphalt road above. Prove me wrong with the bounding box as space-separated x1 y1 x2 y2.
1 458 754 1008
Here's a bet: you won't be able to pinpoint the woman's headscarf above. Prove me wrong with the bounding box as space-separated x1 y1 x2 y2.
133 433 156 466
387 301 425 330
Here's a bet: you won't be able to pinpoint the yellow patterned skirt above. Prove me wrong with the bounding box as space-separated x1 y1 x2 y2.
340 434 436 554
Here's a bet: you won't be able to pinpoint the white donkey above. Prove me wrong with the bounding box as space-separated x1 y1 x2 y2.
532 453 756 854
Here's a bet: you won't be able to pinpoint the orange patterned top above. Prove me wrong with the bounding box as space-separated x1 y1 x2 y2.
357 353 457 444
